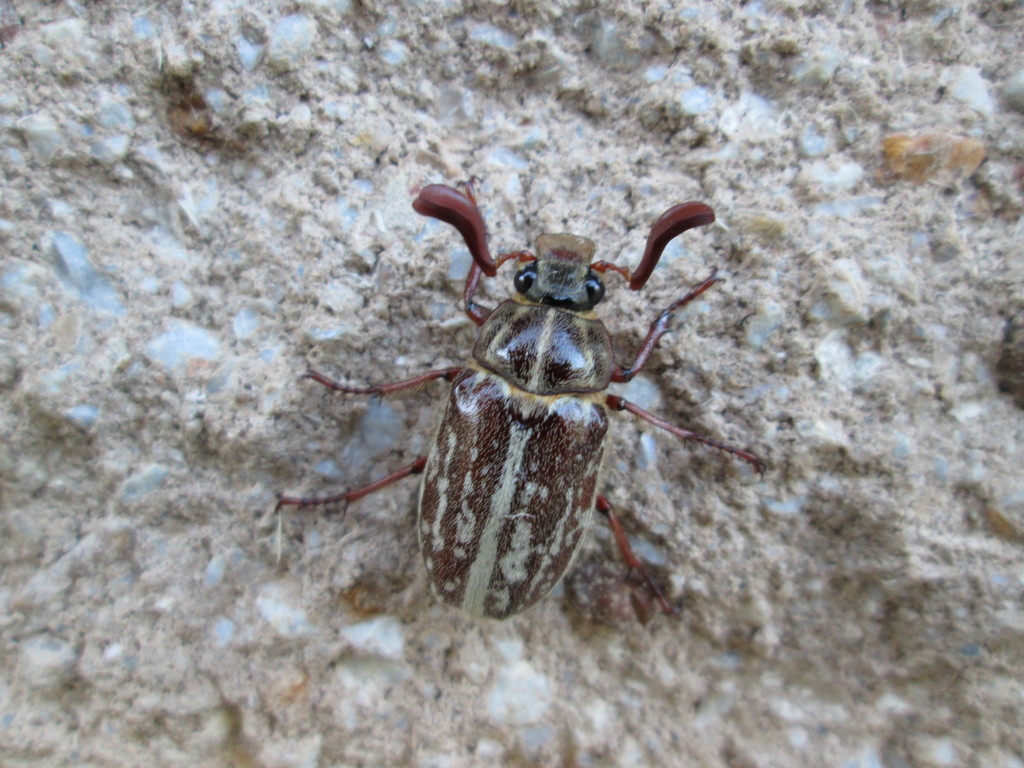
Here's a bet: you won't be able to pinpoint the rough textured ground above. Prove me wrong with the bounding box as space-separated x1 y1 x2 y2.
1 1 1023 766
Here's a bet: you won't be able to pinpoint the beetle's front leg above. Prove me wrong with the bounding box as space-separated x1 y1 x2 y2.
611 270 721 382
303 366 462 397
596 495 675 616
605 395 766 474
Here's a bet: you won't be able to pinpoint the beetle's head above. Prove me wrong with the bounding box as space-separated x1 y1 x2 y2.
513 234 605 312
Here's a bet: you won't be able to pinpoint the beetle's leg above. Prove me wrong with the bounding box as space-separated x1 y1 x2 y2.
275 456 428 513
303 366 462 397
605 395 767 475
610 270 721 382
461 262 490 326
595 495 676 616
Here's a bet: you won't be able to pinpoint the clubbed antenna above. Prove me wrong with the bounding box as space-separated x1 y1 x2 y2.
413 184 497 276
629 202 715 290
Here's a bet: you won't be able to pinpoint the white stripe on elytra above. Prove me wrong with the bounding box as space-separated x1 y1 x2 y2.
430 425 460 549
460 422 533 616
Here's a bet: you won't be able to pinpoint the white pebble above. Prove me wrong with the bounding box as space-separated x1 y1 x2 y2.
235 37 263 71
797 124 830 157
266 15 317 71
470 23 516 50
18 113 65 163
802 160 864 192
378 39 407 66
256 592 315 637
64 404 100 429
232 307 261 339
121 464 169 502
145 321 222 372
19 634 78 690
487 661 553 726
50 231 125 315
678 86 715 115
90 134 131 167
744 301 783 350
339 615 406 661
947 65 994 117
793 47 840 87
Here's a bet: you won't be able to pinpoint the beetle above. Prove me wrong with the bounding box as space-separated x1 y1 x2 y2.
276 182 765 619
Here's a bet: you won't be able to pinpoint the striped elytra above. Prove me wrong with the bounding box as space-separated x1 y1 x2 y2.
419 361 611 618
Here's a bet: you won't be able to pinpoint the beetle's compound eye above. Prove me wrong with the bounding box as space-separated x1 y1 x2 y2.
585 274 605 306
514 263 537 295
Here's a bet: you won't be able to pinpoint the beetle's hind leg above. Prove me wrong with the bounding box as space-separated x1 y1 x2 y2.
275 456 428 514
605 395 766 475
596 495 676 617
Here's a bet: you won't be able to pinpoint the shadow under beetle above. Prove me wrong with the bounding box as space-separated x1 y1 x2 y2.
277 182 765 620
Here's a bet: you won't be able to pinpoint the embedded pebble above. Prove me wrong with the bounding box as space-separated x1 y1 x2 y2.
39 18 91 74
470 23 516 50
486 146 528 169
797 124 830 157
19 634 79 690
1003 69 1024 112
212 617 235 647
358 401 403 457
131 16 155 39
378 39 407 66
145 321 222 372
487 660 553 726
256 590 315 637
880 134 986 183
613 374 662 412
203 555 226 587
121 464 169 502
719 92 781 142
235 37 263 71
946 65 994 117
339 615 405 661
18 112 65 163
744 301 784 350
171 281 193 308
437 85 475 124
814 332 883 388
90 134 130 167
807 258 869 325
802 160 864 192
266 15 317 71
792 47 840 87
50 232 125 315
232 307 260 339
64 404 99 428
96 98 135 130
762 496 806 517
296 0 351 10
810 196 883 217
678 86 715 115
446 248 472 281
635 432 658 470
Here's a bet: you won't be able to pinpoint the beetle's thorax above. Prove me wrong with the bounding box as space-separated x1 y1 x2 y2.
473 300 613 395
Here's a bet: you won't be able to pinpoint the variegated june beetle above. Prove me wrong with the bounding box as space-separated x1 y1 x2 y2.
277 182 765 619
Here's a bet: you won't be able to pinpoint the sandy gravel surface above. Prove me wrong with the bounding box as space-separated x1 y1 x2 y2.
1 1 1022 766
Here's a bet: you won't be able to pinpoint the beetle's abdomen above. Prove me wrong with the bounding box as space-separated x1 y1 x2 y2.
473 301 613 395
418 369 608 619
